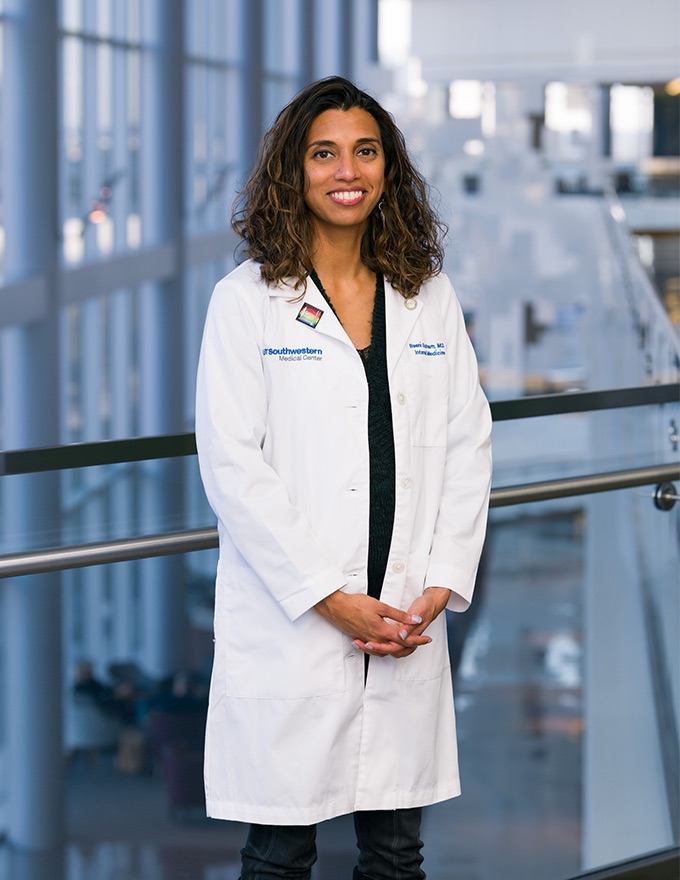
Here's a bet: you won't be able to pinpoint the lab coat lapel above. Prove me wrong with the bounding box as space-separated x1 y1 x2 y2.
270 275 351 348
385 278 424 379
267 273 423 355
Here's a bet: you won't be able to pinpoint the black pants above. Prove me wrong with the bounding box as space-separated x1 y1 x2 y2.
240 808 426 880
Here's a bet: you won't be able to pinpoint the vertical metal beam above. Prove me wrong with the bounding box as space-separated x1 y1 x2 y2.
339 0 353 80
366 0 379 65
138 0 187 678
299 0 315 88
346 0 379 86
0 0 64 853
242 0 264 175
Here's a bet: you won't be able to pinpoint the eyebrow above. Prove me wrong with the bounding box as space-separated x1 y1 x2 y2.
306 137 382 150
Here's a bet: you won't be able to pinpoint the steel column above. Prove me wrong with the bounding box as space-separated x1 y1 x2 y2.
0 0 64 852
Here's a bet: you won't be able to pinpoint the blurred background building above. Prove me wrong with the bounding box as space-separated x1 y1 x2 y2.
0 1 678 879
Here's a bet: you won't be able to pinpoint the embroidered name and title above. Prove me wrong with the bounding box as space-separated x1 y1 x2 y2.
409 341 446 356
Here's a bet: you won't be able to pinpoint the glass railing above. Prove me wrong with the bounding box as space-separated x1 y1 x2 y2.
1 384 677 562
0 383 678 880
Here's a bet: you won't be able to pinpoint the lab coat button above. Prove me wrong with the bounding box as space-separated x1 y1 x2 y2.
397 392 406 405
404 298 417 310
400 476 413 489
392 561 405 574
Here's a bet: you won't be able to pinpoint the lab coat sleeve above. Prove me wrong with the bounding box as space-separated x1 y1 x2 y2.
195 274 347 622
424 276 492 612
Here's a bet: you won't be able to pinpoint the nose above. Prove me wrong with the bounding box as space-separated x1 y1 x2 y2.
335 151 360 181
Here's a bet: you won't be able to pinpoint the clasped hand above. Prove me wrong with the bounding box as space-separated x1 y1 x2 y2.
315 588 450 659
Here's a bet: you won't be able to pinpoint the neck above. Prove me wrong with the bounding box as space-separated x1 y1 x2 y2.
311 226 369 284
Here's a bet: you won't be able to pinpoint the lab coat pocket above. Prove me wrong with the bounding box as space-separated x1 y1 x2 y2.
216 571 346 700
405 359 449 447
395 613 450 681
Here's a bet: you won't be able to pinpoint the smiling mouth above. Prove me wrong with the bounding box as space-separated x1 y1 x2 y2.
328 190 365 205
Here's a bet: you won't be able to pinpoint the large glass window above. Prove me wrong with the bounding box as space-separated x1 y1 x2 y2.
60 0 142 264
263 0 301 124
185 0 241 236
60 288 140 446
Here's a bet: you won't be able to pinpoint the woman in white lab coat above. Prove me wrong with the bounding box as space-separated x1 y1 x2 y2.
195 77 492 880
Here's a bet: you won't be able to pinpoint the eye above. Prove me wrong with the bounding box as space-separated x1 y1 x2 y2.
311 149 333 160
358 146 378 157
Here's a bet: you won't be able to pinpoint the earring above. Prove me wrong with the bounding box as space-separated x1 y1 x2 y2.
378 199 385 227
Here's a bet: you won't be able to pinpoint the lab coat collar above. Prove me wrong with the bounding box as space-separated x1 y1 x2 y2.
266 270 425 361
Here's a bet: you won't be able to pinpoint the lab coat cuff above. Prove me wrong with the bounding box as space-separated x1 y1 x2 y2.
424 562 477 613
279 567 348 622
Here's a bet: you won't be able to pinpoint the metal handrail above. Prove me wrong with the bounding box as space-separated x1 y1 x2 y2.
491 382 679 421
490 462 679 507
1 382 677 476
0 526 219 578
0 461 677 578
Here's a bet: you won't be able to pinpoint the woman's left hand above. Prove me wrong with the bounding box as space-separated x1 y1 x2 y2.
352 586 451 659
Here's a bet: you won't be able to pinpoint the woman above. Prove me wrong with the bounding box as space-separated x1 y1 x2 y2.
195 77 492 880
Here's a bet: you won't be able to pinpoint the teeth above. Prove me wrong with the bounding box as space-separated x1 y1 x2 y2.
332 191 363 200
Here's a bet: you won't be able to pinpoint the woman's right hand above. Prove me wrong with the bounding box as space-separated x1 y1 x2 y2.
314 591 432 657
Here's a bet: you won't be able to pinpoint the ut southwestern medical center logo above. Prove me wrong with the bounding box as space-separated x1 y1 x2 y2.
262 345 323 362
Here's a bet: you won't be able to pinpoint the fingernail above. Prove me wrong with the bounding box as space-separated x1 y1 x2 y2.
399 629 408 640
365 644 374 651
411 615 422 624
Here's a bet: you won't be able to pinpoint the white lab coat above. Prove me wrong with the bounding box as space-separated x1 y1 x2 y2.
195 259 492 825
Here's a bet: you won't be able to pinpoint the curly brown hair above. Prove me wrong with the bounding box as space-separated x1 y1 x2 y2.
232 77 446 299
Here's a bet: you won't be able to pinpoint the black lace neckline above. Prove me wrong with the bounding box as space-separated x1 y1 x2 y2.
309 268 382 364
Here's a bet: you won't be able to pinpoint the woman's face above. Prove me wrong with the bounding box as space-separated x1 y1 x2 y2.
303 107 385 237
